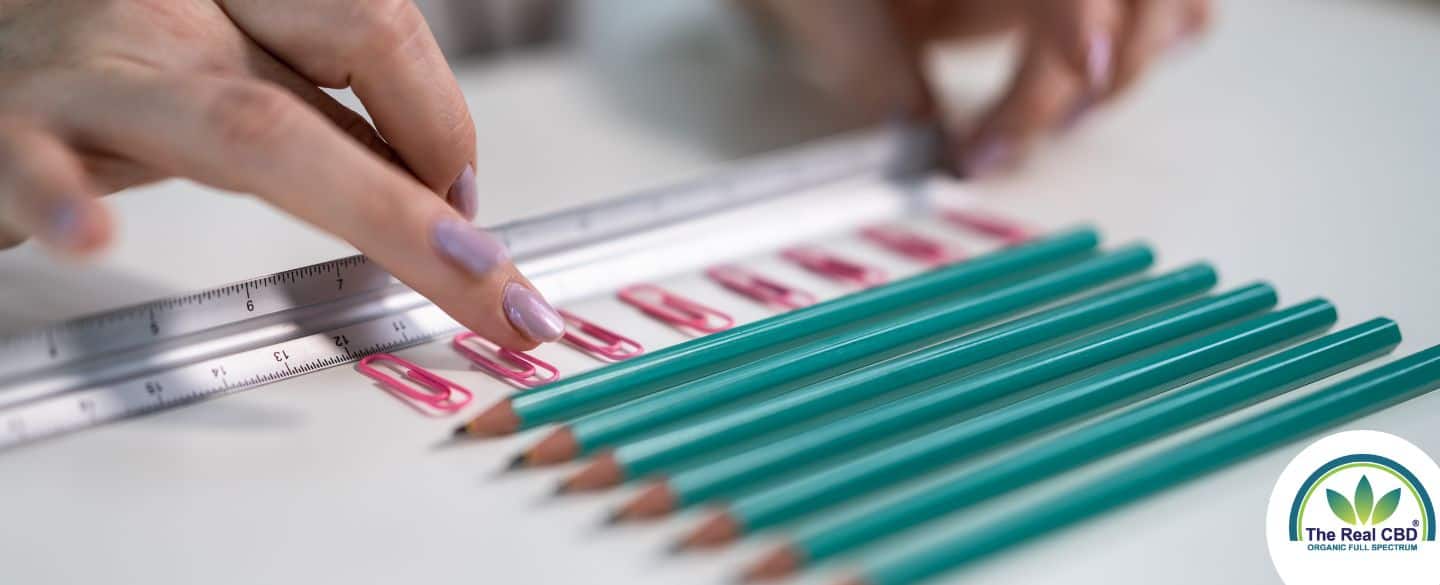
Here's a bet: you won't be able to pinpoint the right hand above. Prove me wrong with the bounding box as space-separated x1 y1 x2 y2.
0 0 565 348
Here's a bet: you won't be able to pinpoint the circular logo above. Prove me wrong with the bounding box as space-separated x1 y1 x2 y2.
1267 430 1440 585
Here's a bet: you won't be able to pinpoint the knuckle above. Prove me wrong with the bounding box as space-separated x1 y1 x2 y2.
200 82 297 146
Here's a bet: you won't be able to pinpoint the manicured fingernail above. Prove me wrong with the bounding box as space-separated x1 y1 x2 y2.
1087 30 1113 91
45 201 88 250
446 165 478 220
432 217 509 276
503 282 565 342
957 136 1014 179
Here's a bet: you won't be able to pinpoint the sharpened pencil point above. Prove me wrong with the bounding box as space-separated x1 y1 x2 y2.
451 424 470 437
506 453 527 470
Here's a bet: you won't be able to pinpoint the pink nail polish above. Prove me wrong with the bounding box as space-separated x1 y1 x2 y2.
958 137 1014 179
447 165 478 220
1088 30 1113 91
503 283 565 342
432 217 509 276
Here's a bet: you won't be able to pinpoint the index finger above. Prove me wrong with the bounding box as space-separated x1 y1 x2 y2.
219 0 478 214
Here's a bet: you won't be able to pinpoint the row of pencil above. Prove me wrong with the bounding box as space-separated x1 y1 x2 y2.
449 226 1440 585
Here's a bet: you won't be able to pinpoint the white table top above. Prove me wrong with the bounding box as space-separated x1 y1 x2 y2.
2 1 1438 584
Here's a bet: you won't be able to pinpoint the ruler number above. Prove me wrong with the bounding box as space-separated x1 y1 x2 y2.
392 321 407 332
336 277 344 290
144 381 164 400
333 335 350 347
245 299 255 312
211 365 228 378
273 350 291 362
78 398 96 416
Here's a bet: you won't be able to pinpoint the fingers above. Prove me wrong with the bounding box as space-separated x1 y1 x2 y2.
954 45 1086 178
53 73 560 349
1027 0 1123 94
217 0 478 218
0 118 111 256
1111 0 1205 96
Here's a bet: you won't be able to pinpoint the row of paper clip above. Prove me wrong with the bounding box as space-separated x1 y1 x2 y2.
355 210 1030 415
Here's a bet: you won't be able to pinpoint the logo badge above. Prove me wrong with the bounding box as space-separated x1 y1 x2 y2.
1267 430 1440 584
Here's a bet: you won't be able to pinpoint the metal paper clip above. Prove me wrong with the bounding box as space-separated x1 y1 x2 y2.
942 209 1033 245
452 332 561 388
860 226 962 266
781 247 889 287
356 354 473 414
618 284 735 334
705 265 817 309
560 310 645 361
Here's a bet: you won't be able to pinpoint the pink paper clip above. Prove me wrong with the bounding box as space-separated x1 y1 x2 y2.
781 247 889 287
618 284 735 334
860 226 962 266
356 354 473 415
942 209 1033 245
452 332 561 388
560 310 645 361
705 265 817 310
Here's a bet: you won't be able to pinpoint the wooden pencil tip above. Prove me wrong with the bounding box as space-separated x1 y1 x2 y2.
458 401 522 437
743 543 803 582
613 481 678 522
678 509 741 551
506 453 527 470
522 426 580 467
561 452 625 492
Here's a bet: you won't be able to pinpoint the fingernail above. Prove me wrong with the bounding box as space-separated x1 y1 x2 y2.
503 282 565 342
1087 30 1113 91
956 136 1014 179
432 217 509 276
446 165 478 220
45 201 88 250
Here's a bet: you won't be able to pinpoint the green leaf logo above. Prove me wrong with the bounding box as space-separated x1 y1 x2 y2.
1371 488 1402 525
1355 476 1374 524
1328 489 1358 525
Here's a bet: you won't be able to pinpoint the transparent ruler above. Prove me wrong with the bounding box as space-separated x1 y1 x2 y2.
0 125 935 450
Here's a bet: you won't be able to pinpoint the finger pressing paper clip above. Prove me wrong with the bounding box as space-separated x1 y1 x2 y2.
356 354 473 415
705 265 816 310
781 247 888 287
560 310 645 361
942 209 1033 245
618 284 734 334
860 226 962 266
452 332 561 388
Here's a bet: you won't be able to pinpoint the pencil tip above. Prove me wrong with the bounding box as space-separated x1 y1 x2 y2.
451 424 470 438
507 453 526 470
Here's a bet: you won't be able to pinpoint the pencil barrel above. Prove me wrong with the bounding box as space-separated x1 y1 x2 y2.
568 246 1156 452
667 284 1279 506
731 299 1338 530
509 228 1102 428
862 343 1440 585
615 264 1218 477
797 318 1400 563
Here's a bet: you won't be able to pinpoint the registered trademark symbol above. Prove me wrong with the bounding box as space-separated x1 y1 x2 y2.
1414 519 1421 527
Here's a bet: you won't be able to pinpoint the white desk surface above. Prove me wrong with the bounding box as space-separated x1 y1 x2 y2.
2 1 1439 584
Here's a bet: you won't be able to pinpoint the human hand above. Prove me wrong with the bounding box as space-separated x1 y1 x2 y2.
747 0 1210 177
0 0 564 348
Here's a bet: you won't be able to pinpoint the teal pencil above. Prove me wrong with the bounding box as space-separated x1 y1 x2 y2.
846 343 1440 585
519 246 1154 465
677 299 1336 546
611 283 1280 520
455 228 1101 436
562 264 1218 491
742 318 1399 579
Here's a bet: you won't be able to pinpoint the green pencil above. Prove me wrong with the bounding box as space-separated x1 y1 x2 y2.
847 343 1440 585
455 227 1102 436
562 264 1218 490
611 283 1280 520
742 318 1399 578
679 299 1336 546
518 246 1155 465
